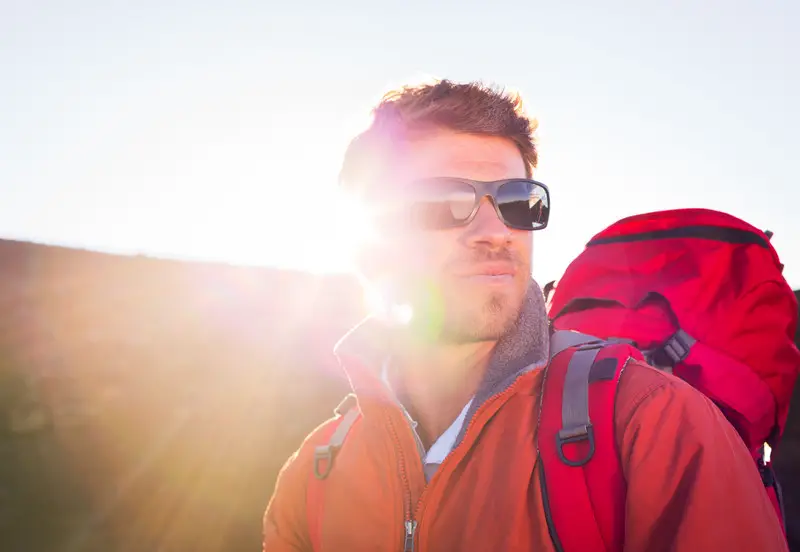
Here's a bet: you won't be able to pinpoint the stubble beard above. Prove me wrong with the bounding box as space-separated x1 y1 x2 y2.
390 256 528 344
438 287 524 343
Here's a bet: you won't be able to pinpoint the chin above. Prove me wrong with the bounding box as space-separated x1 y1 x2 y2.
483 293 522 330
441 291 523 343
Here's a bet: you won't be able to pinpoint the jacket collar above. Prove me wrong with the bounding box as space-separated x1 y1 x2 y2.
333 278 551 406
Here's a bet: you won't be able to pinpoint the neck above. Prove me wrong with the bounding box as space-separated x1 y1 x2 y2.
389 338 496 448
333 279 552 450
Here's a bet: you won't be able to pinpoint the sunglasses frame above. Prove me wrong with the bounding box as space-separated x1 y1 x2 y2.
399 177 551 231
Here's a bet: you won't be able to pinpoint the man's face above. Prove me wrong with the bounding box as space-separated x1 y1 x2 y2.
367 129 534 343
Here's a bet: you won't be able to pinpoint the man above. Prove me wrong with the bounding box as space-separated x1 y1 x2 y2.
263 79 787 551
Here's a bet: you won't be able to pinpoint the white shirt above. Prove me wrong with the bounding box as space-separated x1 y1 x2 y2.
381 359 473 481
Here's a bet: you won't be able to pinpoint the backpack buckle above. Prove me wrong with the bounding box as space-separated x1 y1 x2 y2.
334 394 358 417
756 449 777 488
556 424 596 467
313 445 336 480
759 460 775 487
650 329 696 367
312 406 361 480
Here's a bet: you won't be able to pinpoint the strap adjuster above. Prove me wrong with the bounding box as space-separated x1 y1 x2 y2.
334 394 358 417
663 329 695 364
648 329 696 368
312 406 361 480
556 424 595 467
313 445 337 480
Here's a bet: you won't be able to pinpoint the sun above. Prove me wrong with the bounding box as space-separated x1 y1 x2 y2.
305 190 378 274
227 185 378 275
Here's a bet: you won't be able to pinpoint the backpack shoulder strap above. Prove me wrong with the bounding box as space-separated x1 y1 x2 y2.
306 394 360 552
538 334 631 552
549 328 635 359
549 329 607 357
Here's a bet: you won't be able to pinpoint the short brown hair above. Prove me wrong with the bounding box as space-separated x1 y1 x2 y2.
339 78 539 193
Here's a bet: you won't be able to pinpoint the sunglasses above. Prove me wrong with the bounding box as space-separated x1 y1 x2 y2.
369 177 550 231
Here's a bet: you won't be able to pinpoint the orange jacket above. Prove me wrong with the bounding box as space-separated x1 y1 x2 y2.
263 286 788 552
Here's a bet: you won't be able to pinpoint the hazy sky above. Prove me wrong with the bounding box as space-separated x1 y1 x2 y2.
2 0 798 287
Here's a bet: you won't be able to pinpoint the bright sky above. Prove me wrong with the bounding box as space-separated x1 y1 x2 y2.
2 1 798 288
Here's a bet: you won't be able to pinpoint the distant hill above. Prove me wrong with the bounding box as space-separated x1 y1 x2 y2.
0 239 361 552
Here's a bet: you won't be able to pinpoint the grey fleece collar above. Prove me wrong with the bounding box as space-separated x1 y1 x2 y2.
333 279 551 416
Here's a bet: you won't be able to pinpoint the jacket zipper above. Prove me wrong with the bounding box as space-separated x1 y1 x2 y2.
385 410 418 552
404 520 418 552
399 371 536 550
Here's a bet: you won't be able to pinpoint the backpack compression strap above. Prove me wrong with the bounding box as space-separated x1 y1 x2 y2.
306 394 360 552
538 336 637 552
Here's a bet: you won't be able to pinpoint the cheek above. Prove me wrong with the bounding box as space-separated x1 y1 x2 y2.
390 234 449 276
521 239 534 270
356 236 437 282
517 234 533 262
371 229 459 284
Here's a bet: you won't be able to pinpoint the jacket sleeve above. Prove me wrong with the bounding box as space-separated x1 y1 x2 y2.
616 362 789 552
263 416 342 552
262 446 312 552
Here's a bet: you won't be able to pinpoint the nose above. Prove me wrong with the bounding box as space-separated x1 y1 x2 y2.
463 197 511 250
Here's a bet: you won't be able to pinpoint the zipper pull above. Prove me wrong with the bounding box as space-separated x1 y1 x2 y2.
404 519 418 552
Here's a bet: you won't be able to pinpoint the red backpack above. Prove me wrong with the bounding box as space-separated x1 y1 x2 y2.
542 208 800 551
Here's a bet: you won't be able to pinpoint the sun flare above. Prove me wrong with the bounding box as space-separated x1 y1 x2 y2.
251 187 379 275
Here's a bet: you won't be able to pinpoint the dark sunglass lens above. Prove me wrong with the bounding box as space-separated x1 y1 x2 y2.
496 180 550 229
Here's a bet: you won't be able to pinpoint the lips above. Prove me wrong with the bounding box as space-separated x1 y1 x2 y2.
456 262 517 278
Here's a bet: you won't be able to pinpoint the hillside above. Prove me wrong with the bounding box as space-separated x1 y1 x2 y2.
0 239 360 551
